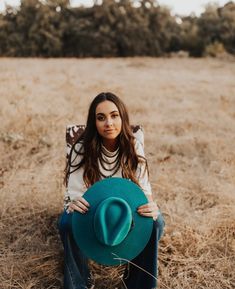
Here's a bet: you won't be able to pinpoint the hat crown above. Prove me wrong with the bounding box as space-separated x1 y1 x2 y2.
94 197 132 246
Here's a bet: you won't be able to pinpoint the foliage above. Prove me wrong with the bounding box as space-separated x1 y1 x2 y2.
204 41 226 57
0 0 235 57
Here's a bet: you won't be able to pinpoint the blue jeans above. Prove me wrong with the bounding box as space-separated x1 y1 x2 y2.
58 211 165 289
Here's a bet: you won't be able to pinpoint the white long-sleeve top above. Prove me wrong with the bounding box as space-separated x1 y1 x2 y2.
64 139 152 205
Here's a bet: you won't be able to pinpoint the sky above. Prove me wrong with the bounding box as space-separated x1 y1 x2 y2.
0 0 233 15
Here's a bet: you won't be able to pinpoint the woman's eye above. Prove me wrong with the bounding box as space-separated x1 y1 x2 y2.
111 114 119 119
97 116 105 121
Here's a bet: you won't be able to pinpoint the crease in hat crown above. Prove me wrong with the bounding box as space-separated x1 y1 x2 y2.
94 197 132 246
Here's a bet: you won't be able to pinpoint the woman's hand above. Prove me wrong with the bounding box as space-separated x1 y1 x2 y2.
137 201 160 221
67 197 90 214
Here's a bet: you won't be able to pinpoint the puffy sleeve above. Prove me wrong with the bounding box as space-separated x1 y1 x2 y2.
135 139 152 196
64 143 87 208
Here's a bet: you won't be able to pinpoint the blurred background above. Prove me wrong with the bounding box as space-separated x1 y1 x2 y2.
0 0 235 57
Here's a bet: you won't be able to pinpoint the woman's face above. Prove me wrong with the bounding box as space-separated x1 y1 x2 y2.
95 100 122 142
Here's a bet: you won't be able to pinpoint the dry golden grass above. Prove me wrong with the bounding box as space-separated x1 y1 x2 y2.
0 57 235 289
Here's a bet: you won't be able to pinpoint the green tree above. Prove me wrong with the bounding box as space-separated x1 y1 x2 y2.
218 1 235 54
180 16 205 57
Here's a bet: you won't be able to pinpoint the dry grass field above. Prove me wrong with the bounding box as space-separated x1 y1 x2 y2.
0 57 235 289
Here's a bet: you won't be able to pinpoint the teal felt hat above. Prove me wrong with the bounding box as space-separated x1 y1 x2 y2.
72 177 153 266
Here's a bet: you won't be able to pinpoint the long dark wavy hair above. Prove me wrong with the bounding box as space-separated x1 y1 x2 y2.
64 92 148 188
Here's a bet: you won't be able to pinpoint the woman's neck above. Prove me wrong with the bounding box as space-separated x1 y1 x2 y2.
102 139 119 152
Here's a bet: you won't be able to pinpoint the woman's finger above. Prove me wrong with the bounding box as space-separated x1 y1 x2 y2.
138 203 158 212
138 207 152 213
139 212 155 217
70 202 87 214
77 197 90 208
138 210 158 216
72 204 85 214
139 211 159 220
73 200 89 212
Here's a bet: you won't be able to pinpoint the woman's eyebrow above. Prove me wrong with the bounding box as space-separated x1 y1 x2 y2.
96 110 119 115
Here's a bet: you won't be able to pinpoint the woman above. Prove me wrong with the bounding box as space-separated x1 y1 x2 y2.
58 92 165 289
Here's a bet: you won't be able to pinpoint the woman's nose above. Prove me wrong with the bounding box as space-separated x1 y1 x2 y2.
105 118 113 126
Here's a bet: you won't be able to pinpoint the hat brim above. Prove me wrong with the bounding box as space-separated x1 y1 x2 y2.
72 177 153 266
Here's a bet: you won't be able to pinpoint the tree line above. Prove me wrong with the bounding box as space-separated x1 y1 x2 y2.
0 0 234 57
